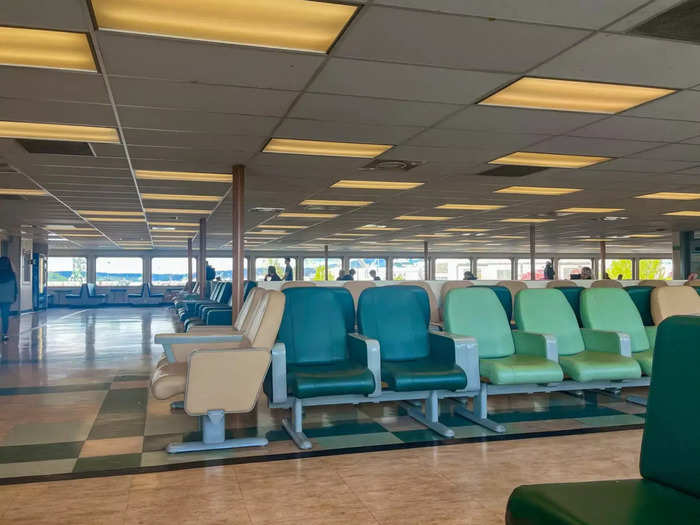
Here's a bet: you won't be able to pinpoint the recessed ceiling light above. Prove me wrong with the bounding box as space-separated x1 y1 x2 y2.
150 235 194 239
144 208 213 214
356 225 401 231
331 180 424 190
141 193 221 202
88 217 146 223
492 235 525 239
626 234 665 238
77 210 143 216
47 226 94 231
0 121 119 143
457 239 490 243
582 238 614 242
479 77 674 114
0 26 96 71
264 139 392 158
91 0 357 53
558 207 624 213
150 221 200 227
414 234 452 238
258 225 306 229
278 212 338 218
394 216 453 221
135 170 231 182
636 192 700 200
0 188 47 196
664 210 700 216
300 199 373 207
444 228 491 232
334 233 374 237
500 218 555 223
436 204 505 211
496 186 582 196
391 239 425 243
489 151 609 169
246 230 287 235
60 234 103 237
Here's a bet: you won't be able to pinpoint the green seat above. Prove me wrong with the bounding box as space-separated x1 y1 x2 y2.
515 289 641 382
473 285 513 320
287 362 375 399
581 288 655 376
479 354 563 385
624 286 654 326
381 358 467 392
506 316 700 525
555 287 583 326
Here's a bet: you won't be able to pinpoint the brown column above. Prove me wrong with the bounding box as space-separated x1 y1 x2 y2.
600 241 607 279
231 165 245 322
199 217 206 298
186 238 193 287
324 245 329 281
529 224 536 281
423 241 430 280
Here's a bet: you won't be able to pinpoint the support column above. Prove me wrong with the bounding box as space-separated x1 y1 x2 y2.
231 165 245 321
423 241 430 280
187 238 193 286
529 224 536 281
199 218 206 299
600 241 607 279
324 245 329 281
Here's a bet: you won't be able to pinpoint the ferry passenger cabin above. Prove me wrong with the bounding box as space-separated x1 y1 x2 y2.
0 1 700 524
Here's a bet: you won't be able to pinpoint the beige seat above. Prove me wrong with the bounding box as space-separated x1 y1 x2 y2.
591 279 623 289
150 290 285 453
684 280 700 288
397 281 440 324
638 279 668 287
650 286 700 325
546 280 578 288
496 280 528 308
280 281 316 290
343 280 376 309
439 281 473 319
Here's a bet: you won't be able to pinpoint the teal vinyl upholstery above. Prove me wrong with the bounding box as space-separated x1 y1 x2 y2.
555 287 583 326
473 285 513 320
65 283 106 307
243 280 256 300
624 286 654 326
506 316 700 524
358 286 467 391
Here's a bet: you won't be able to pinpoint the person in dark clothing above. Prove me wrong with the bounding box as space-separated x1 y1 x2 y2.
346 269 356 281
336 270 346 281
283 257 293 281
205 263 215 281
369 270 380 281
265 266 281 281
544 261 555 281
0 257 18 341
463 271 476 281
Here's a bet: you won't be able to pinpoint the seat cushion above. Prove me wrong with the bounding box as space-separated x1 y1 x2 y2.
634 349 653 376
382 358 466 392
151 362 187 400
559 351 641 382
480 355 563 385
506 479 700 525
287 362 375 399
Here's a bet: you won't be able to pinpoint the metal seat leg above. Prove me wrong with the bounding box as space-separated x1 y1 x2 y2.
401 391 454 438
166 410 268 453
452 384 506 433
282 398 312 450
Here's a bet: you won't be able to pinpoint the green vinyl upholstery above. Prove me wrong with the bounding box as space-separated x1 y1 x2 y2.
624 286 654 326
443 287 562 385
473 285 513 320
506 316 700 525
515 289 641 382
358 286 467 392
555 287 583 326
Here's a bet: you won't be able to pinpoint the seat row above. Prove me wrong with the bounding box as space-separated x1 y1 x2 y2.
63 282 165 306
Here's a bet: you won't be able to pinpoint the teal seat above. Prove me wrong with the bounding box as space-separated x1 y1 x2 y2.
515 289 641 382
624 286 654 326
506 316 700 524
555 287 584 326
581 288 655 376
243 280 256 300
473 285 512 320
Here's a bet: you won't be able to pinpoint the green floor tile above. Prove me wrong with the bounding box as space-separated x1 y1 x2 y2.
3 420 95 446
575 414 646 427
393 429 445 443
304 421 387 438
98 388 148 415
0 442 82 464
73 453 142 472
88 416 145 439
490 405 624 423
313 432 403 449
0 459 78 478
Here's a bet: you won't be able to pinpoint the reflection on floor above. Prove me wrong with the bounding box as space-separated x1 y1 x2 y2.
0 307 646 482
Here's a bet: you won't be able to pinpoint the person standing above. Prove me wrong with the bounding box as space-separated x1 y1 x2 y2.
544 261 555 281
0 257 18 342
283 257 293 281
264 266 281 282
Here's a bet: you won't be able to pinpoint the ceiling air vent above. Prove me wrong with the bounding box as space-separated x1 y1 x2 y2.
250 207 285 213
17 139 94 156
630 0 700 44
478 165 547 177
360 159 424 171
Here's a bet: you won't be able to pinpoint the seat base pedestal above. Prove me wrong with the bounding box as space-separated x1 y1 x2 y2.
170 400 184 410
452 384 506 433
281 398 312 449
167 437 268 454
400 391 454 438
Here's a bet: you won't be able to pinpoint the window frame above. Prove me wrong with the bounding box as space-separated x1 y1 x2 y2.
95 256 144 287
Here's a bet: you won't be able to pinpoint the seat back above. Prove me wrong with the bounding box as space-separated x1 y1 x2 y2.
640 315 700 498
638 279 668 288
343 280 375 309
545 279 577 289
591 279 623 289
358 285 430 362
236 287 266 332
396 281 440 324
581 288 650 352
556 286 584 326
243 280 257 300
443 287 514 358
496 280 528 310
650 286 700 325
685 279 700 288
280 281 316 290
276 287 354 365
624 286 655 326
87 283 96 297
439 281 473 317
515 289 584 356
217 282 232 304
243 290 286 351
473 285 513 321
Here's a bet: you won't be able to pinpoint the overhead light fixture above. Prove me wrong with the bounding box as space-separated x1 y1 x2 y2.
479 77 674 114
150 221 200 227
636 192 700 200
626 234 665 238
0 121 119 143
91 0 357 54
356 225 401 231
391 239 424 243
134 170 231 183
151 235 193 239
394 216 452 221
61 234 103 237
0 26 96 71
558 207 624 213
334 233 373 237
257 225 306 229
664 211 700 217
0 188 47 196
278 212 338 218
489 151 609 169
436 204 505 211
88 217 146 223
444 228 490 232
145 208 213 214
331 180 424 190
246 230 286 235
77 210 143 216
141 193 221 202
263 139 392 158
300 199 373 207
150 229 197 233
492 235 525 239
500 218 555 223
414 234 452 238
47 226 94 231
495 186 582 196
457 239 490 243
582 238 614 242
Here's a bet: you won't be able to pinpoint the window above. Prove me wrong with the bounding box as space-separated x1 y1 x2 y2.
516 258 550 280
303 257 342 281
48 257 86 287
392 258 425 280
639 259 672 280
605 259 632 280
434 258 470 280
256 257 296 281
96 257 143 286
558 259 593 280
476 258 511 280
349 258 387 280
151 258 197 286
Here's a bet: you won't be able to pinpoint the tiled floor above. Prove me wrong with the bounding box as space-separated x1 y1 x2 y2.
0 306 647 482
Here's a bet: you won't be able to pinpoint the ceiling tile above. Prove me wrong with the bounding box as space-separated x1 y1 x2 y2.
122 129 265 151
625 90 700 121
383 145 504 164
605 0 686 32
592 157 699 172
569 116 700 142
0 0 89 31
274 118 422 144
630 143 700 161
0 67 108 104
127 145 254 164
526 136 665 157
0 98 115 127
406 128 547 150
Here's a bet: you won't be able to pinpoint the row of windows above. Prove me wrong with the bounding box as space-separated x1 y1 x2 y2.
47 256 673 286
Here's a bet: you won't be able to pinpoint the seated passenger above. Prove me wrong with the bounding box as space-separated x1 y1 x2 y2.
369 269 380 281
264 266 281 281
336 269 346 281
346 269 356 281
581 267 593 279
463 270 476 280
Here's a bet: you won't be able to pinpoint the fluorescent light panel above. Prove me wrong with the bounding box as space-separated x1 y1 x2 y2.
78 210 143 216
501 218 554 223
88 217 146 223
150 221 199 227
356 225 401 231
300 199 373 207
0 188 47 196
394 216 452 221
264 139 392 158
331 180 423 190
627 234 664 238
0 26 96 71
490 151 609 169
665 211 700 216
444 228 490 232
437 204 505 211
0 121 119 143
278 212 338 218
558 207 624 213
258 225 306 229
135 170 231 182
636 192 700 200
145 208 213 214
496 186 582 196
141 193 221 202
479 77 674 114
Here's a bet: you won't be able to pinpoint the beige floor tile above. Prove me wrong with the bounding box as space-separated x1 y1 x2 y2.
80 436 145 457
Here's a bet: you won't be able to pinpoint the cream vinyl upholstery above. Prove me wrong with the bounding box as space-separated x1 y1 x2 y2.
343 280 375 309
397 281 441 324
591 280 624 289
638 280 669 288
546 280 578 288
650 286 700 325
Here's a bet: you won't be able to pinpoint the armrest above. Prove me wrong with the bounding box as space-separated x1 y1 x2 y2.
347 333 381 397
205 309 233 326
512 331 558 362
185 348 270 416
645 325 657 350
580 328 632 357
429 331 479 393
270 342 288 404
155 332 245 363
